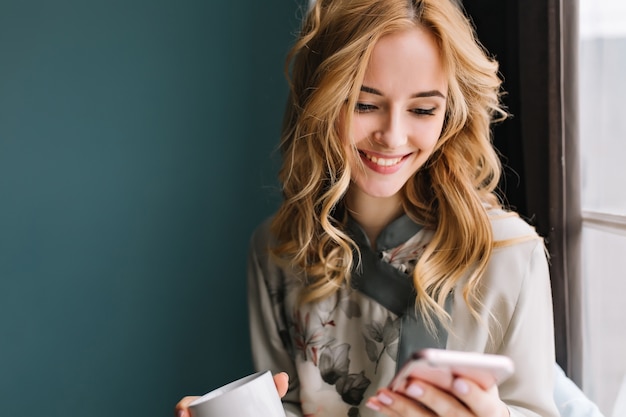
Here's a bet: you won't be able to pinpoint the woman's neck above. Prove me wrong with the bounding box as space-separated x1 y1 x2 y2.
345 187 404 249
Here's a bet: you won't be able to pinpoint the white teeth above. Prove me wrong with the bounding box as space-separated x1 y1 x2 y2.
365 153 402 167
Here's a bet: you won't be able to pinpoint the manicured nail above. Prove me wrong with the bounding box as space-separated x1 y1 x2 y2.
406 383 424 398
377 392 393 405
453 379 469 394
365 399 381 411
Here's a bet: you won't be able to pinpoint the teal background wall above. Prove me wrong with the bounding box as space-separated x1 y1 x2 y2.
0 1 302 415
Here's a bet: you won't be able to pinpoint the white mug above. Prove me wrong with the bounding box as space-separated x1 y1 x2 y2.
188 370 286 417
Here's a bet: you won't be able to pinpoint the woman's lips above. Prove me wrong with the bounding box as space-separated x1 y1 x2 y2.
359 150 410 173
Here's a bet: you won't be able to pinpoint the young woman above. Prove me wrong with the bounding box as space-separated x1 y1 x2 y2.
180 0 561 416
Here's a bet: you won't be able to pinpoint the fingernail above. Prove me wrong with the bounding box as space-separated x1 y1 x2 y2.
453 379 469 394
406 383 424 398
377 392 393 405
365 399 381 411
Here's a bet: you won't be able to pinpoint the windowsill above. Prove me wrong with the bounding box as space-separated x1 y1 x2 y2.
581 210 626 234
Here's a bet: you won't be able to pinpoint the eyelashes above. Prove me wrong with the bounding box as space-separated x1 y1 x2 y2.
411 107 436 116
355 102 437 116
355 103 377 112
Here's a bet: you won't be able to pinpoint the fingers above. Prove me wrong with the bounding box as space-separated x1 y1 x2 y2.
400 380 471 416
273 372 290 397
446 378 509 417
369 378 508 417
366 387 438 417
174 396 200 417
366 380 471 417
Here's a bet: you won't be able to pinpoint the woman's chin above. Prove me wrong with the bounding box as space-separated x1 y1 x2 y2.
350 182 404 200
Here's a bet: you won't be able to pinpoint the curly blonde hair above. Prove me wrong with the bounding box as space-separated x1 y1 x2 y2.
271 0 507 330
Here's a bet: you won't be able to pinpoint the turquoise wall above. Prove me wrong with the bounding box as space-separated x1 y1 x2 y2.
0 1 301 415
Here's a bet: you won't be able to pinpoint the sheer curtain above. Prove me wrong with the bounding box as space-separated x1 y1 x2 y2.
579 0 626 414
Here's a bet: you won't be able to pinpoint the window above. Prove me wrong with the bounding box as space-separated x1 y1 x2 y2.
579 0 626 414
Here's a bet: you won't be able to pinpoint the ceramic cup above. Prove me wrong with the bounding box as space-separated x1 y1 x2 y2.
188 370 286 417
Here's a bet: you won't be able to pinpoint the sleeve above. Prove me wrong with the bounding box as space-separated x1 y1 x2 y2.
247 226 303 417
553 363 606 417
498 240 560 417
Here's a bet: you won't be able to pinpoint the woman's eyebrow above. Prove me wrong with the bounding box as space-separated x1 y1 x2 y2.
412 90 446 99
360 85 446 99
360 85 383 95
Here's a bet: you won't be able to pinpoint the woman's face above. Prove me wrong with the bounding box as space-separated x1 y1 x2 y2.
341 26 448 199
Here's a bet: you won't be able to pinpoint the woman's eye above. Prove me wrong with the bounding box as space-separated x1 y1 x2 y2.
411 107 436 116
355 103 377 113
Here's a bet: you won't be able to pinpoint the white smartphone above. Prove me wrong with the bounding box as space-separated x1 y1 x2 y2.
388 348 515 392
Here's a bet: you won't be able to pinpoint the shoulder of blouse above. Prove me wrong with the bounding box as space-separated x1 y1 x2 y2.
487 208 542 245
248 215 304 282
249 216 276 249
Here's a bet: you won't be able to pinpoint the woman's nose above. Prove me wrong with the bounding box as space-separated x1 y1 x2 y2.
375 111 407 149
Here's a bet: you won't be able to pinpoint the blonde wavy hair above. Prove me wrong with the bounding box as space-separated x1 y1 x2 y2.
270 0 508 330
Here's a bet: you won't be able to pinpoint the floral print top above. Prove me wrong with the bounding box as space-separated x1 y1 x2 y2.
247 211 560 417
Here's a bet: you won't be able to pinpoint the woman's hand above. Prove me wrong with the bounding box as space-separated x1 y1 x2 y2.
174 372 289 417
273 372 290 397
174 396 201 417
366 377 509 417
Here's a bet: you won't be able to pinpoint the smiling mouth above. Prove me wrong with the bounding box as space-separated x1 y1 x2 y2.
360 151 405 167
